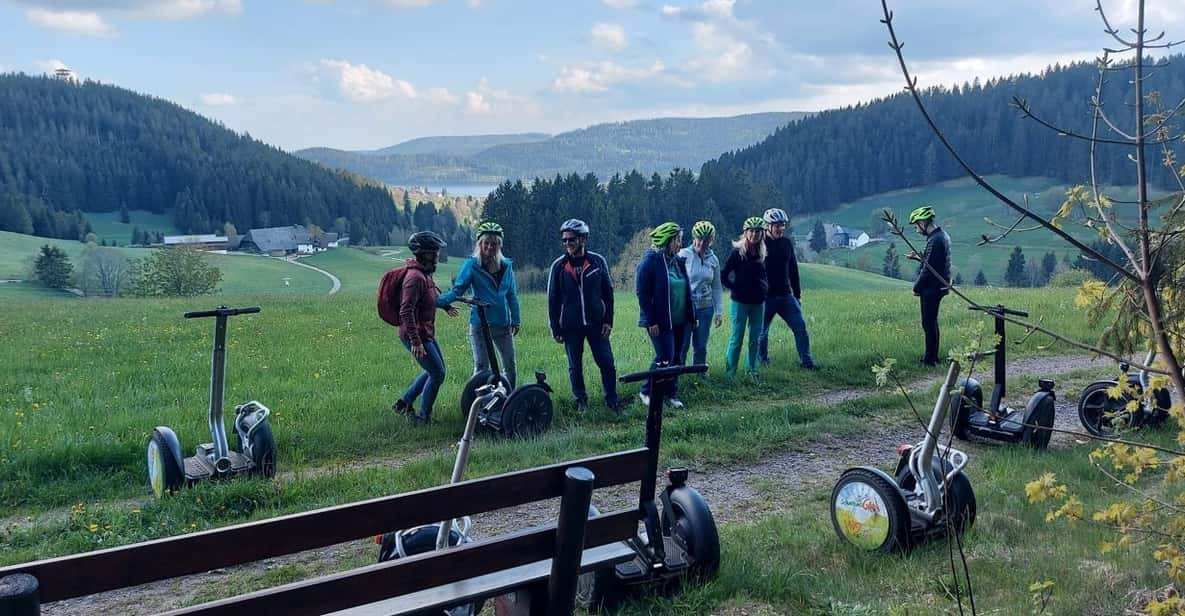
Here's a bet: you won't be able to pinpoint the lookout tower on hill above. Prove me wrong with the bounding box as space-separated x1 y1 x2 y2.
53 67 80 84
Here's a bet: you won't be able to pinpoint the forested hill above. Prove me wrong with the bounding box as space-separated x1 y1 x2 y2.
373 133 550 156
294 112 808 185
0 73 398 244
710 57 1185 215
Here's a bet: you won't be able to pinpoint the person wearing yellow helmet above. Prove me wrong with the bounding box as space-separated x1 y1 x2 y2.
677 220 724 367
720 217 770 377
905 205 951 366
636 222 696 408
437 221 522 386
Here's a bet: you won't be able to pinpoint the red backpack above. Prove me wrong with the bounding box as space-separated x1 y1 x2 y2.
377 266 409 326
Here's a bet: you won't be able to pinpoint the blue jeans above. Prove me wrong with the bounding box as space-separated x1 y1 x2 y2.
400 338 446 419
562 326 619 406
642 321 688 399
679 306 716 367
759 295 815 367
726 301 765 376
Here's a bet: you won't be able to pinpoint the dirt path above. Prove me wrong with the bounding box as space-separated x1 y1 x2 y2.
37 354 1111 615
284 256 341 295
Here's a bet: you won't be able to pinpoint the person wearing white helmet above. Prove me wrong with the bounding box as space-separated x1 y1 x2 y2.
759 207 816 369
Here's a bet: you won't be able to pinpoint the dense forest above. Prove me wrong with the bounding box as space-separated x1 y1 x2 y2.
0 74 400 243
712 57 1185 214
296 112 807 185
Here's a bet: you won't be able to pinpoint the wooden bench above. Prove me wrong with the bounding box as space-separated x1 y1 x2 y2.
0 449 648 616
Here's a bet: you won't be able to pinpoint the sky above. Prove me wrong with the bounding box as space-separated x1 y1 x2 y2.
2 0 1184 152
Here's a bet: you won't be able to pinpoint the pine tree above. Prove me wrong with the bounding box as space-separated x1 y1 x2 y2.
883 242 902 278
131 226 142 246
809 219 828 253
119 202 130 224
1042 250 1058 281
954 272 964 286
974 270 988 286
34 244 73 288
1004 246 1029 287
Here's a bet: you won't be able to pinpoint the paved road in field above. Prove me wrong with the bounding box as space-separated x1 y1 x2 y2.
283 256 341 295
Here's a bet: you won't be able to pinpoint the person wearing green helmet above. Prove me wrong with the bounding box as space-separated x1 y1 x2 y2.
678 220 724 367
438 221 522 386
720 217 770 377
636 222 696 408
905 205 951 366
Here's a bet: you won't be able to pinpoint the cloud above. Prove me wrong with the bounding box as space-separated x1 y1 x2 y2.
660 4 682 17
601 0 637 8
426 87 459 104
317 59 417 103
701 0 733 18
382 0 438 6
464 78 535 115
199 92 236 106
685 22 752 81
590 22 626 51
35 58 70 73
25 8 115 36
137 0 242 19
553 60 667 93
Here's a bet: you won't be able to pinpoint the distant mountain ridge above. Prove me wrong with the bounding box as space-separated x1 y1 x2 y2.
294 112 809 185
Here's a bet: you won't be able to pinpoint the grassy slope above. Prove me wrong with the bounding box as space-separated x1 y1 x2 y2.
798 175 1163 284
84 210 179 245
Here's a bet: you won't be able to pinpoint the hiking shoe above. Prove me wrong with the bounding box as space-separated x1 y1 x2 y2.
607 399 628 416
667 397 685 409
391 399 412 416
638 392 651 407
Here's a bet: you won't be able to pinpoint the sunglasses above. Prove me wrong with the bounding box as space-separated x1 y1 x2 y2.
560 237 581 244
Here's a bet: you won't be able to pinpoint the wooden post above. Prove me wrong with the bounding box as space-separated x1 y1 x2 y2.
546 466 594 616
0 574 39 616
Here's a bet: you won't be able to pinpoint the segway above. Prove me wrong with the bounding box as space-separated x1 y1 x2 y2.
454 296 553 437
1079 350 1173 437
147 306 276 498
950 304 1057 450
374 367 495 616
577 364 720 611
832 361 976 553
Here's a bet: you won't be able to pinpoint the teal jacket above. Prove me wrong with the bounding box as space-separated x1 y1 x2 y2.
438 256 521 328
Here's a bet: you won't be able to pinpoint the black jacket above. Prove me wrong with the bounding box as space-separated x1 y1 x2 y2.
913 227 951 296
764 236 802 299
547 252 614 334
721 248 769 305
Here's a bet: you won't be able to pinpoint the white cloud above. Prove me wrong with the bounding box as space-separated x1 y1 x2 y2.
199 92 236 106
553 60 666 93
138 0 243 19
685 22 752 81
660 4 683 17
26 8 115 36
464 78 535 115
426 87 459 104
590 22 626 52
35 59 70 73
701 0 734 18
383 0 438 6
318 59 417 103
601 0 638 8
465 90 491 114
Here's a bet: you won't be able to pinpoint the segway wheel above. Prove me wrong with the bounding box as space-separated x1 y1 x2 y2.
1022 395 1056 450
576 505 626 612
831 467 911 553
1078 381 1130 437
147 428 184 498
663 486 721 577
501 385 553 437
951 380 980 441
244 421 277 478
461 370 510 420
943 471 977 534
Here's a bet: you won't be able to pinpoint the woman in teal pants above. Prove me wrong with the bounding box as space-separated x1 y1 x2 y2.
720 217 769 377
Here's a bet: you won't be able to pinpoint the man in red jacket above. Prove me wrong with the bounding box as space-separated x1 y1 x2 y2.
393 231 457 424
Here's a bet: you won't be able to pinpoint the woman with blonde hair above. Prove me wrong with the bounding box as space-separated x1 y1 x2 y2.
720 217 769 377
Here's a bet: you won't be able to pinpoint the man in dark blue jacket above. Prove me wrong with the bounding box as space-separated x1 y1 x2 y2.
906 206 952 366
548 219 623 414
636 222 696 409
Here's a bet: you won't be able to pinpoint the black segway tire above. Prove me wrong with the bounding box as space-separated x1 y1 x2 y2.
951 380 980 441
894 460 974 532
831 467 911 553
147 427 184 498
1078 381 1129 437
249 421 277 477
461 370 511 421
663 486 721 577
576 505 626 613
1022 394 1056 450
501 384 553 437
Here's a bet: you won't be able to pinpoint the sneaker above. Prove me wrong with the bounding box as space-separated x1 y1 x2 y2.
638 392 651 407
391 399 412 416
667 397 685 409
607 399 628 416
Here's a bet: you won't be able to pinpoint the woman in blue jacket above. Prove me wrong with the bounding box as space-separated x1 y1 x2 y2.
438 221 522 386
636 222 696 409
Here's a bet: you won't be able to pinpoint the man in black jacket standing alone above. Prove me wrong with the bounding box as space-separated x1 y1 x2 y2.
758 208 815 369
906 206 951 366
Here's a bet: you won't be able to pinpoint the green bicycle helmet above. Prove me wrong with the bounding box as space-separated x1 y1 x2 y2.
691 220 716 239
650 221 683 248
475 221 503 238
909 206 936 224
743 216 766 231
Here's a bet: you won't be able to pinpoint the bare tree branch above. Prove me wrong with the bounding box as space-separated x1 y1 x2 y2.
1096 0 1137 48
1090 52 1144 274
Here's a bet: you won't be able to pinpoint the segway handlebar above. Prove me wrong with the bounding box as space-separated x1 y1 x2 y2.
619 364 709 383
968 303 1028 318
184 306 261 319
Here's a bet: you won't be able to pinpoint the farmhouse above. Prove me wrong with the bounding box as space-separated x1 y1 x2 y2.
236 226 314 256
807 224 878 249
162 234 229 251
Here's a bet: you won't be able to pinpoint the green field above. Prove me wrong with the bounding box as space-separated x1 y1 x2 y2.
304 246 461 293
798 175 1164 284
84 210 180 246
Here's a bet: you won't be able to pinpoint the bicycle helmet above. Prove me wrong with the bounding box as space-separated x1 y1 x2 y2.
763 208 789 225
475 221 503 238
559 219 590 236
691 220 716 239
909 206 936 224
743 216 766 231
650 222 682 248
408 231 446 254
